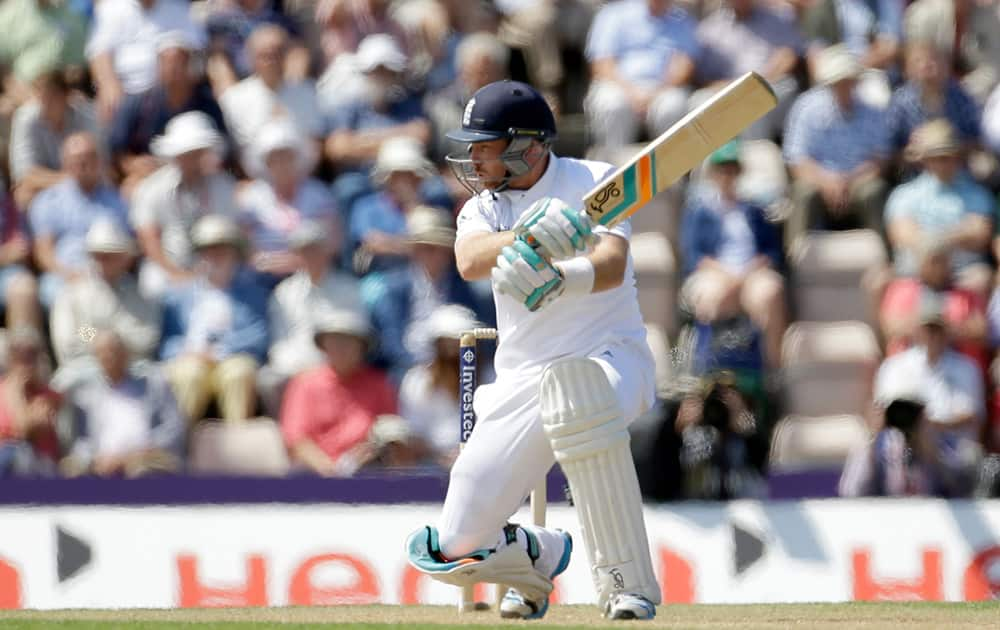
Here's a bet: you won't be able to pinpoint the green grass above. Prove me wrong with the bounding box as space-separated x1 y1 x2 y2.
1 602 999 629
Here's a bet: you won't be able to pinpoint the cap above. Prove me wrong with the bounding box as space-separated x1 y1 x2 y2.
708 140 741 166
446 80 557 144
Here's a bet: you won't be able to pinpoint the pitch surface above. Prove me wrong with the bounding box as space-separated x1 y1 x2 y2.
2 603 999 629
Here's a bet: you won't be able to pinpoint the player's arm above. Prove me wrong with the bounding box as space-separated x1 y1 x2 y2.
455 230 516 281
585 232 629 293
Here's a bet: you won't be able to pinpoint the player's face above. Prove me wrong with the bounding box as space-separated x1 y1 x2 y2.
468 139 510 187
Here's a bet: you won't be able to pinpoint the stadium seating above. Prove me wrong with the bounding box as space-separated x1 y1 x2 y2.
780 320 880 418
788 230 887 324
769 414 870 471
632 232 679 338
189 418 290 476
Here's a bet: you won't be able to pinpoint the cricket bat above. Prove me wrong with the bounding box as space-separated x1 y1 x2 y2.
581 72 777 230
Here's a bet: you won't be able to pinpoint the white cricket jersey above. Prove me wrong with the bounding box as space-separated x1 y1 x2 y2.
456 154 648 375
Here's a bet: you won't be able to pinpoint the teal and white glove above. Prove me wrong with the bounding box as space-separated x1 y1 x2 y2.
513 197 595 261
492 239 564 312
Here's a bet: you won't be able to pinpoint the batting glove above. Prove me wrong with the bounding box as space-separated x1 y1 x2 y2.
492 239 564 312
513 197 595 261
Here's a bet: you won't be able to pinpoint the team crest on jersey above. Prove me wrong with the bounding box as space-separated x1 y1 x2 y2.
463 98 476 126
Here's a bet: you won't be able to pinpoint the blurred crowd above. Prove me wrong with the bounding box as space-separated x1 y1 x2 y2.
2 0 1000 499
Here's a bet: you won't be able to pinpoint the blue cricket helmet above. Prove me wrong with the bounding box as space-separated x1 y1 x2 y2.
447 80 557 144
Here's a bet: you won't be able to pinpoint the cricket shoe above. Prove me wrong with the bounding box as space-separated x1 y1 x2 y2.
605 592 657 620
499 529 573 620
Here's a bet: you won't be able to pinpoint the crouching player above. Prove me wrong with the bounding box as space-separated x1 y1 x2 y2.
406 80 660 620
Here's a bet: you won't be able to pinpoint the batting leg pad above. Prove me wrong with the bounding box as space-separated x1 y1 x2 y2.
406 524 554 603
540 357 661 609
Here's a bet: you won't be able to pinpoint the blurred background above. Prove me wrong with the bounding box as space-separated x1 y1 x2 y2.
2 0 1000 609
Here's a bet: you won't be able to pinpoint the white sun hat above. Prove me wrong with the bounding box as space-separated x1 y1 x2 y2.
815 44 863 86
150 111 226 159
86 218 136 255
312 308 374 347
355 34 407 74
425 304 481 341
190 214 244 251
371 136 435 184
247 120 318 179
406 205 456 247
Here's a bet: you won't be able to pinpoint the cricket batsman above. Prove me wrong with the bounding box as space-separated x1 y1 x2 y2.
406 80 660 620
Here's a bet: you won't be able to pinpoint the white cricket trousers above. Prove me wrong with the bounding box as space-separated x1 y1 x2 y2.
436 338 655 558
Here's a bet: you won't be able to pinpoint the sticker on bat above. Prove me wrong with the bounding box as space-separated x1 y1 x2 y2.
588 181 621 216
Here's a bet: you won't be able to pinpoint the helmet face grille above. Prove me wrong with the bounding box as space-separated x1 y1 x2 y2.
445 134 552 196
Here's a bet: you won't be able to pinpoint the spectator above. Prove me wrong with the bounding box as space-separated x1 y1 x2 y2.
50 220 160 378
108 34 230 194
9 70 99 209
132 112 238 300
885 119 994 297
584 0 700 149
671 372 767 500
202 0 309 81
680 141 786 369
323 34 430 177
367 414 422 469
839 395 952 497
0 327 60 477
258 220 363 416
364 205 494 380
0 193 40 331
391 0 459 95
160 215 269 423
28 132 129 309
62 330 184 478
875 296 985 453
800 0 902 88
313 0 406 65
694 0 803 141
424 32 509 162
904 0 1000 103
281 308 397 476
985 82 1000 155
350 137 439 273
881 239 988 369
399 304 480 466
239 120 338 282
217 24 323 153
887 42 981 155
493 0 565 110
857 306 986 497
87 0 206 122
0 0 88 93
784 45 889 245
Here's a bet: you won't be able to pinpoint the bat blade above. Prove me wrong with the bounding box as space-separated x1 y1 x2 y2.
582 72 777 229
